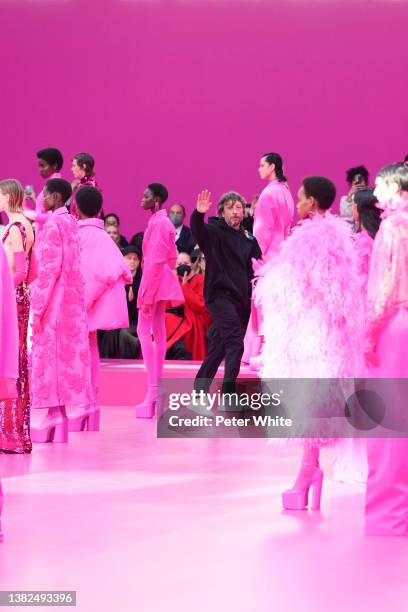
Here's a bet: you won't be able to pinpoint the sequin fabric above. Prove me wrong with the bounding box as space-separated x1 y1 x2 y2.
0 222 32 453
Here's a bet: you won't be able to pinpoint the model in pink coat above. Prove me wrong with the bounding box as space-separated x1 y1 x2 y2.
69 153 101 219
136 183 184 418
242 153 294 369
30 179 93 443
332 189 382 485
0 240 19 541
68 186 132 431
23 148 63 236
364 163 408 536
257 176 364 511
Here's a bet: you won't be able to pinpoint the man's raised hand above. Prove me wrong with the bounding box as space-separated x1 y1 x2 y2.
196 190 212 214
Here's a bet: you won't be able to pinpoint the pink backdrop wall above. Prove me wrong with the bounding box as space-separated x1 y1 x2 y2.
1 0 407 239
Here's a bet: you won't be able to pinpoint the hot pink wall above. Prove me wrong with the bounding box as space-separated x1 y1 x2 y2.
1 0 407 239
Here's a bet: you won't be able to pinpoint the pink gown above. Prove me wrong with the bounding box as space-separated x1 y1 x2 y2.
0 223 34 453
364 199 408 535
243 180 295 364
30 207 93 408
0 241 18 400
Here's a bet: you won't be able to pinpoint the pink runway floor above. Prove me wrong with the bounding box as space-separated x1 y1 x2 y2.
1 362 408 612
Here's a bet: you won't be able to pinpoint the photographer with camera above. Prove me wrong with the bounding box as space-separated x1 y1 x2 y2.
165 252 211 360
340 165 369 229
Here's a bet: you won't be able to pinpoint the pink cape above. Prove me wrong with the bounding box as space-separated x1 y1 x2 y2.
78 218 132 331
0 242 18 398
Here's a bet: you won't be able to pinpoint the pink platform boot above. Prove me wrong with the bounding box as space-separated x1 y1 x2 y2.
31 406 69 443
282 464 324 511
135 385 157 419
68 405 100 432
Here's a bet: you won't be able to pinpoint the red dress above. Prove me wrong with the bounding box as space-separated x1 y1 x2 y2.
165 274 212 360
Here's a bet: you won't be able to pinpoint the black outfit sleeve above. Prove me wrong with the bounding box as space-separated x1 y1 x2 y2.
190 210 212 253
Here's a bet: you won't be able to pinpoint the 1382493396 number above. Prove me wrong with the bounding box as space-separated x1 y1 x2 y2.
2 591 76 606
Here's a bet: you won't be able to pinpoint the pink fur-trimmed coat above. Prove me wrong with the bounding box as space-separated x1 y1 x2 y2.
253 179 294 261
258 213 364 378
0 241 18 399
30 207 93 408
78 218 132 331
137 209 184 307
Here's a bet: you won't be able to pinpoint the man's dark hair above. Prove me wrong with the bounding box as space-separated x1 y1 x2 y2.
148 183 168 204
45 178 72 203
353 188 381 239
346 165 369 185
262 152 287 182
76 186 103 218
377 163 408 192
303 176 336 210
74 152 95 177
36 147 63 171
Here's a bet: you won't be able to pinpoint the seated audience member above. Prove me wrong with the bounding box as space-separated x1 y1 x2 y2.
404 154 408 169
191 249 206 275
165 252 211 360
104 213 128 248
339 165 369 229
168 204 195 254
130 231 144 252
105 224 121 248
118 246 142 358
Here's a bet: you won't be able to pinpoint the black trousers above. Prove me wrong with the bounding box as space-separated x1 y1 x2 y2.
195 297 249 394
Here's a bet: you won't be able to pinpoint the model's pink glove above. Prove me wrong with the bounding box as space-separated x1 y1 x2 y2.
13 251 27 287
27 249 38 285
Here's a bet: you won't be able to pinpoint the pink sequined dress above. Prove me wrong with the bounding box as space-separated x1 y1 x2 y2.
0 241 18 400
30 208 93 408
70 176 101 220
0 223 33 453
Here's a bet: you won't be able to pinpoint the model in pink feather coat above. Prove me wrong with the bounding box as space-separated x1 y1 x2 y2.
257 176 364 511
364 163 408 536
136 183 184 418
242 153 294 370
68 186 132 432
30 179 93 443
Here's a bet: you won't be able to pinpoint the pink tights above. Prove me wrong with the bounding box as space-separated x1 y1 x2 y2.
89 330 99 404
137 301 166 402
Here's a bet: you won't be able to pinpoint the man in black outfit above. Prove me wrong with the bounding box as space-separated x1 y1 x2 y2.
190 190 262 398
